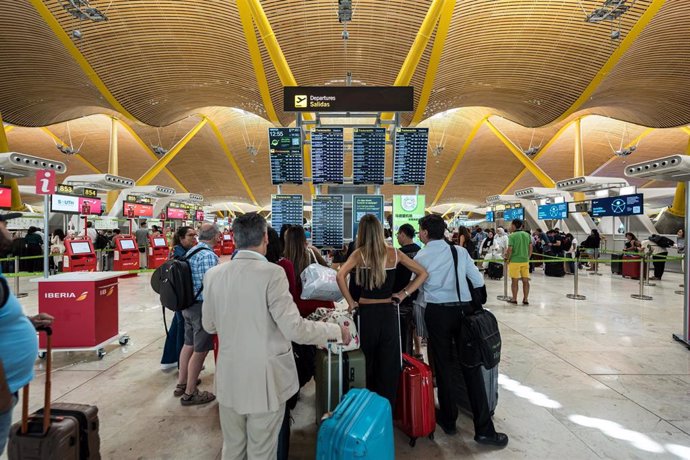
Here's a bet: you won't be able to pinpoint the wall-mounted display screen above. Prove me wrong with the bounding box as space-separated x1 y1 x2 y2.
503 208 524 221
51 194 80 214
538 203 568 220
311 127 344 184
312 195 344 248
269 127 303 185
119 239 136 250
153 237 167 247
485 211 494 222
352 195 384 239
353 128 385 185
69 241 92 255
167 207 186 220
393 128 428 185
590 193 644 218
271 195 303 232
123 202 154 218
79 197 102 216
195 210 204 222
0 186 11 210
223 234 232 241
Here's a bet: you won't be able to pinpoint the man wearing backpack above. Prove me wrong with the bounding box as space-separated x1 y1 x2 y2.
642 235 673 280
176 223 220 406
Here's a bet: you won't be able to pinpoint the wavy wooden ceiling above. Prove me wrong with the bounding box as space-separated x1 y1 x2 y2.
1 0 689 208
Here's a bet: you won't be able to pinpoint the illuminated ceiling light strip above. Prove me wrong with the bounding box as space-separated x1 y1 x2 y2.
28 0 138 121
116 119 190 192
40 127 102 174
236 0 279 125
431 116 487 206
410 0 456 126
552 0 668 123
206 117 259 207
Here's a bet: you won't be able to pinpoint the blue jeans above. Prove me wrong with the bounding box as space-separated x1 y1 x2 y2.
0 393 17 456
161 311 185 366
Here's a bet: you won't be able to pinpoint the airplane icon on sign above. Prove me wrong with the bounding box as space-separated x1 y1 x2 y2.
294 95 307 108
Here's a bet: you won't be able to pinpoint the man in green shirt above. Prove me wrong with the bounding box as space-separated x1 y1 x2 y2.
504 219 532 305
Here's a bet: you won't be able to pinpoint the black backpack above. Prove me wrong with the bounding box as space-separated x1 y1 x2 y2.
94 233 109 250
150 247 210 312
650 234 674 249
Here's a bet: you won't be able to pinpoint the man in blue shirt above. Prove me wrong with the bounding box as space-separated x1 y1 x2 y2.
415 215 508 448
175 223 220 406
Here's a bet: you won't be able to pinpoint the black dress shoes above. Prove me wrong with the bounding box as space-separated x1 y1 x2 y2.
435 410 457 435
474 432 509 447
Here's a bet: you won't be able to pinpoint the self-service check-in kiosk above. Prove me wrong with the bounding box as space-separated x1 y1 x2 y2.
147 235 169 269
63 239 97 272
113 235 140 273
221 232 235 255
213 241 223 257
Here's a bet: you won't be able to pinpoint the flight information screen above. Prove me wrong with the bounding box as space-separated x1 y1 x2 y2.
311 195 344 248
268 128 303 184
353 127 386 185
590 194 643 218
503 208 524 221
393 128 428 185
311 128 344 184
538 203 568 220
271 195 303 231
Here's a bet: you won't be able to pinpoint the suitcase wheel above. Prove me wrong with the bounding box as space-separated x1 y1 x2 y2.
38 351 47 359
97 348 106 359
409 437 417 447
119 335 130 346
429 431 435 441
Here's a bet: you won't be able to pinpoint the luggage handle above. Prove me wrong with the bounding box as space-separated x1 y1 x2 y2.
326 340 344 415
22 326 52 435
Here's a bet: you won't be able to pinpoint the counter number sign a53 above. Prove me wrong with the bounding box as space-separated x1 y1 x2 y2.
35 170 56 195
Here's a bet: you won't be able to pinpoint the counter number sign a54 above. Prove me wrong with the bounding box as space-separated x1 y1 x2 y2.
35 169 56 195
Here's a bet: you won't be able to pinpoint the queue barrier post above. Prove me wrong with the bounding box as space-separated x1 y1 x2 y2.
497 260 512 301
644 251 656 287
631 254 653 301
13 256 28 298
566 254 586 301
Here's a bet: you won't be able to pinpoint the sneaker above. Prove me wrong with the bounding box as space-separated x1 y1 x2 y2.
161 362 178 372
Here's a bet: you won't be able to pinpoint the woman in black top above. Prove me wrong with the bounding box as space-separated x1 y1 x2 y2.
336 215 427 407
581 229 602 271
624 232 641 252
458 226 476 259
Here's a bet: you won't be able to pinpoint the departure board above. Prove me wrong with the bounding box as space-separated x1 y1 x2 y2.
311 195 344 248
353 127 386 185
268 128 303 184
393 128 428 185
271 195 303 231
311 128 344 184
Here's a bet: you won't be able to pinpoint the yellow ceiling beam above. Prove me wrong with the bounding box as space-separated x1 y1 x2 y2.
236 0 279 125
667 136 690 217
681 126 690 136
28 0 138 121
206 117 259 206
573 118 585 201
40 127 102 174
116 120 190 192
382 0 446 121
553 0 667 123
485 119 555 188
410 0 456 126
500 117 582 195
3 125 13 135
431 116 487 206
245 0 314 195
223 203 237 218
138 117 208 186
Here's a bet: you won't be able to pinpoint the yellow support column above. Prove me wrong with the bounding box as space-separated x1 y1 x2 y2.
573 118 585 201
0 113 23 211
485 119 555 188
667 137 690 217
106 117 119 212
137 118 208 186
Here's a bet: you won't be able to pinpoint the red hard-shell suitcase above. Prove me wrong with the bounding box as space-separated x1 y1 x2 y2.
394 353 436 446
8 327 80 460
623 254 641 279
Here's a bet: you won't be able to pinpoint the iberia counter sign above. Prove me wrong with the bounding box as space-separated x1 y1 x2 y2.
393 195 425 249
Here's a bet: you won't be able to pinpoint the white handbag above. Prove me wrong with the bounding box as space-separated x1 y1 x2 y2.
300 249 344 302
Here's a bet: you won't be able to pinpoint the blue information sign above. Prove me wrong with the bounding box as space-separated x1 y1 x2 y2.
590 194 644 218
503 208 524 221
537 203 568 220
486 211 494 222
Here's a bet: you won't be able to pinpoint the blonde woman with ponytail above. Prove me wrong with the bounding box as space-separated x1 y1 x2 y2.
336 214 427 407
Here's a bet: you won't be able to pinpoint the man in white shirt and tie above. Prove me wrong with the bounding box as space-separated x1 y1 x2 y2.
414 214 508 447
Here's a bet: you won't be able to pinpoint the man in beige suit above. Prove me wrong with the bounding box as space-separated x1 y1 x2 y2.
202 213 350 460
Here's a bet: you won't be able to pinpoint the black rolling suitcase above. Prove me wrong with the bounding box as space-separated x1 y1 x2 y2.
8 327 101 460
487 262 503 280
610 253 623 275
545 259 565 277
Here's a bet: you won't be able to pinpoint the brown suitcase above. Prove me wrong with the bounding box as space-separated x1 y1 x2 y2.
8 327 80 460
36 403 100 460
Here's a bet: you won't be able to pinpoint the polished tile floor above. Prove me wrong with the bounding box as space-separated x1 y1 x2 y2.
3 263 690 459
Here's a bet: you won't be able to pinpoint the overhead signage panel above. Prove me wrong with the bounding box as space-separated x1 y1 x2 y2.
271 194 303 232
311 128 344 185
485 211 495 222
393 128 428 185
392 195 426 248
268 127 303 185
503 208 524 221
590 193 644 218
353 128 386 185
123 202 154 218
284 86 414 113
537 203 568 220
51 193 79 214
312 195 344 248
352 195 384 239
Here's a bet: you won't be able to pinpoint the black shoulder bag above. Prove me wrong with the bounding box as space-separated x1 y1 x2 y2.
450 245 502 369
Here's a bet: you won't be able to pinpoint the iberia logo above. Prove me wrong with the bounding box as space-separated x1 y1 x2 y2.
76 291 89 302
106 286 114 296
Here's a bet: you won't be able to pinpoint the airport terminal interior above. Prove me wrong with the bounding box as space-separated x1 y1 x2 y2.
1 0 690 459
